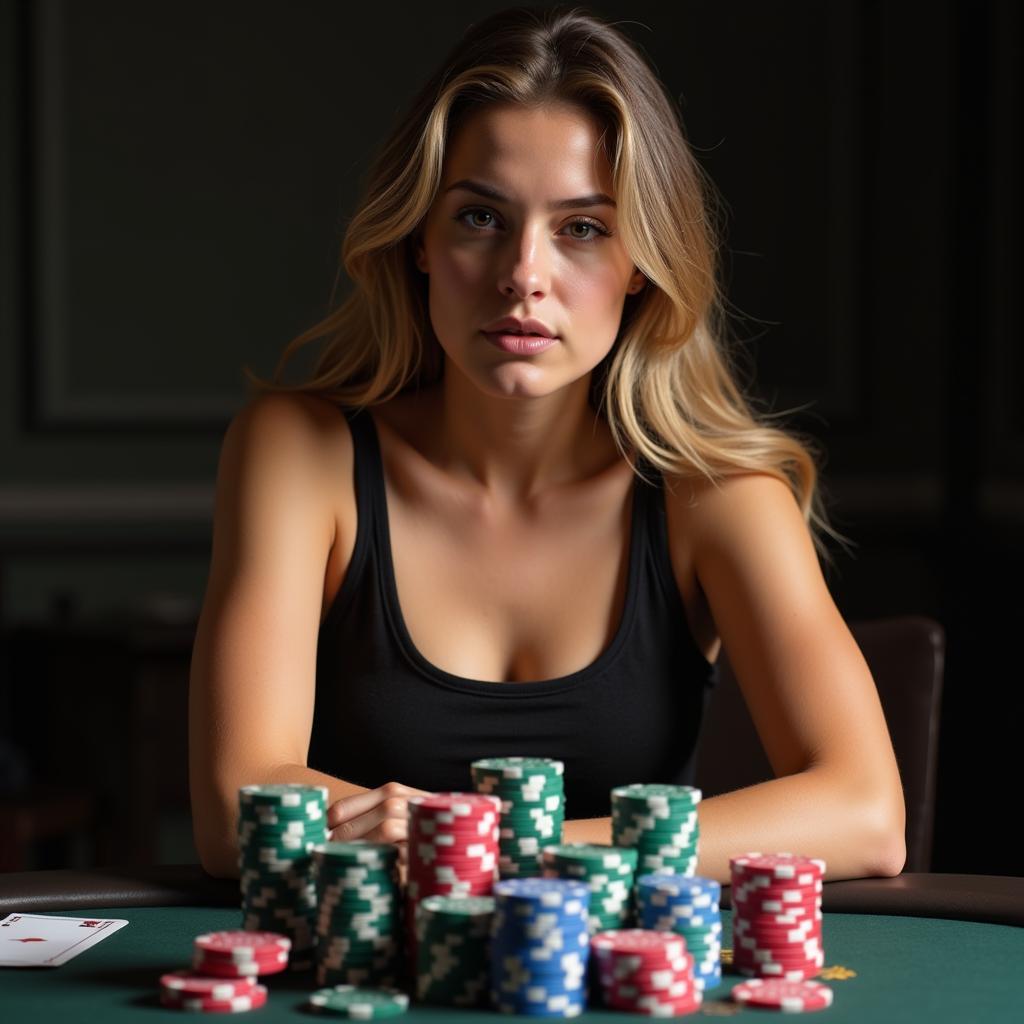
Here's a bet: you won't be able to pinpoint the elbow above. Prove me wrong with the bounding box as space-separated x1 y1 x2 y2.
194 827 240 880
190 783 241 879
862 786 908 878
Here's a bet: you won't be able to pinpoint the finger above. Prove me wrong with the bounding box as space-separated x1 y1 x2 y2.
361 817 408 846
329 782 426 827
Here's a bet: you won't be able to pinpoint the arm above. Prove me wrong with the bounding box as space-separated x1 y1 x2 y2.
667 472 907 885
189 393 416 877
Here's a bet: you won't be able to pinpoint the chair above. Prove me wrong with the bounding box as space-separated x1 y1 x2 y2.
694 614 945 873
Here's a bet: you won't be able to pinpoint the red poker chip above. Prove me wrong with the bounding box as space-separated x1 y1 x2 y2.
159 971 257 999
408 850 496 863
735 966 823 984
407 870 496 886
602 975 694 998
733 948 825 967
733 885 823 902
733 936 824 955
733 952 826 971
734 938 825 954
603 991 703 1015
731 872 824 891
734 914 823 932
737 937 823 962
734 917 823 935
409 823 500 839
159 982 269 1013
591 930 688 959
730 853 825 878
193 930 290 959
734 930 823 949
408 792 501 814
192 953 288 977
598 970 695 992
733 900 822 920
410 825 499 839
731 978 833 1011
732 884 823 904
195 944 293 961
408 849 496 863
597 953 695 977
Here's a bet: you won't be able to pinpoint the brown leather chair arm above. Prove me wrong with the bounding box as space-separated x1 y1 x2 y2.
0 867 1020 928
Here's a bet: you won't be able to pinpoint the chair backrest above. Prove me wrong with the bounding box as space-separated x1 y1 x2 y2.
693 614 946 873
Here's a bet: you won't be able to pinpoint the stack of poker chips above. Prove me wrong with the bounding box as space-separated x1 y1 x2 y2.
307 984 411 1016
405 792 500 967
414 895 495 1007
312 840 404 988
635 874 723 992
590 929 703 1017
470 757 565 877
611 783 702 876
729 852 826 981
489 877 592 1017
237 783 327 967
192 930 291 977
539 843 637 934
158 971 268 1013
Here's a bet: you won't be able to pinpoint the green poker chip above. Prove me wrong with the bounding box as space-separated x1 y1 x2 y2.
239 783 329 806
471 756 564 778
308 984 409 1017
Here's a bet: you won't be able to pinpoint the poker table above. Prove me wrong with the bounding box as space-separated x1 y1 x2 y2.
1 866 1022 1020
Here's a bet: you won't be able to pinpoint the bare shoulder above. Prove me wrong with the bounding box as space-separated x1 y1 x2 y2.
664 466 800 544
228 391 352 453
216 391 354 552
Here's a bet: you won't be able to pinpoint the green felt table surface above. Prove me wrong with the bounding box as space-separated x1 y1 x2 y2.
1 905 1022 1021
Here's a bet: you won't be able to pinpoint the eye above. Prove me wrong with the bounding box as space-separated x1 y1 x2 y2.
454 207 612 242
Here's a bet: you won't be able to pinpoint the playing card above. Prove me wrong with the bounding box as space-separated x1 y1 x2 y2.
0 912 129 966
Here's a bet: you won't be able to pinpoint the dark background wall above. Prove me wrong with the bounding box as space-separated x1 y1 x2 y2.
0 1 1018 875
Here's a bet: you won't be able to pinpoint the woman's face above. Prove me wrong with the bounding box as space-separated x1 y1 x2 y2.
414 101 645 400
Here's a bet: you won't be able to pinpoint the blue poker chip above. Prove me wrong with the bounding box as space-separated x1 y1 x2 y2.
492 877 592 906
636 872 721 897
491 878 594 1012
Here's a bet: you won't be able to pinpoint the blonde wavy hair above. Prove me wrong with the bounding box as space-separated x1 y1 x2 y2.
244 4 854 569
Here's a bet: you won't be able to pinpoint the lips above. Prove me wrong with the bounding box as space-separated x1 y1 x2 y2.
481 316 557 338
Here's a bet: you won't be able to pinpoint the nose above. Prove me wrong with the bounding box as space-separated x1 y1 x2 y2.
497 223 551 301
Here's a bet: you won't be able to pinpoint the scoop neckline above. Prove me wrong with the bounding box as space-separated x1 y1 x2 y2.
362 407 645 697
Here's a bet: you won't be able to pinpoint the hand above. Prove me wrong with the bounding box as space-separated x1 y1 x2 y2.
326 781 433 869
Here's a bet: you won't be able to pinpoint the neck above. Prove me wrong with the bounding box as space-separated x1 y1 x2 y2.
417 365 614 512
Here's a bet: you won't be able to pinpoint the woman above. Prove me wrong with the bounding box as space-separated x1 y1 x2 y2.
189 5 906 883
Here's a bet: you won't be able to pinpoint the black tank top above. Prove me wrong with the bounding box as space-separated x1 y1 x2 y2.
309 405 718 819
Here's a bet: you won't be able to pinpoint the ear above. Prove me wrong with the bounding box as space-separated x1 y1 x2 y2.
627 267 647 294
413 231 428 274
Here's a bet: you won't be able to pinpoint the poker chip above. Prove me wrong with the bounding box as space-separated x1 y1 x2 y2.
194 931 291 960
731 853 826 882
406 792 500 967
312 841 403 989
471 757 565 878
729 854 827 982
540 843 638 934
635 873 723 991
308 984 410 1017
159 982 268 1013
489 878 592 1016
731 978 834 1012
611 785 702 881
237 784 327 961
415 895 494 1007
159 971 258 1000
590 929 702 1016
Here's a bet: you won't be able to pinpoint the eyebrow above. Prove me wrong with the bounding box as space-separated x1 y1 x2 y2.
444 178 616 210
